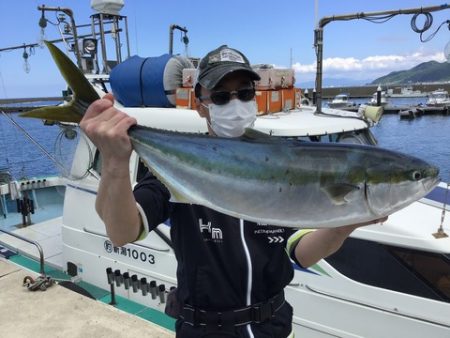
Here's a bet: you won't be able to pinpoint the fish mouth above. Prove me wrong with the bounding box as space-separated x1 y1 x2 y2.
422 175 441 194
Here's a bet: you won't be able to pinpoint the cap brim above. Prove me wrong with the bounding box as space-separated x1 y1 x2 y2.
198 64 261 90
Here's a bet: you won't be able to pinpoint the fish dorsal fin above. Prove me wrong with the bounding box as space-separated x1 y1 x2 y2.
322 183 361 205
241 128 272 141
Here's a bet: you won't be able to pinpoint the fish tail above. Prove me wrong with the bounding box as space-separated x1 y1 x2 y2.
20 41 100 123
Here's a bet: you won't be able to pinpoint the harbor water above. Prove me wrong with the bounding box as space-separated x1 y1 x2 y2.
1 97 449 182
352 96 450 183
0 106 78 180
372 114 450 182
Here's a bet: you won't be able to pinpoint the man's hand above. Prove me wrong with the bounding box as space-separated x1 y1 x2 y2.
80 93 137 176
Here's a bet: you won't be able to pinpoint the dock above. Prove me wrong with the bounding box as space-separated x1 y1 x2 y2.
0 258 175 338
416 106 450 115
341 104 449 116
311 83 450 100
0 218 176 338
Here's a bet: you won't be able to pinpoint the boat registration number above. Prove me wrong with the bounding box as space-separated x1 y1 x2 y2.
104 240 156 264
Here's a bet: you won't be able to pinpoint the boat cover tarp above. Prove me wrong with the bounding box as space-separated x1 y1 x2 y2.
110 54 193 107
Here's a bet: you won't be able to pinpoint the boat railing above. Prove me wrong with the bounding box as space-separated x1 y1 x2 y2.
0 228 46 275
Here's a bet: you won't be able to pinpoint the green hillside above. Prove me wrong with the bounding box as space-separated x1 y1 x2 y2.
371 61 450 85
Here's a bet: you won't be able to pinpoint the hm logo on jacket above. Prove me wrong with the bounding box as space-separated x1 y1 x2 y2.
199 218 223 242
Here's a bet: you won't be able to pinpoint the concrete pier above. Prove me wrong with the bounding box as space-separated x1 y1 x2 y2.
0 259 175 338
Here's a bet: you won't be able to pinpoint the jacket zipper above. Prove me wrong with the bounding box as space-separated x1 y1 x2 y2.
240 219 254 338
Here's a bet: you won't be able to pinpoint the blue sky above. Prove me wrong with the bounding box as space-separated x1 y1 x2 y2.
0 0 449 98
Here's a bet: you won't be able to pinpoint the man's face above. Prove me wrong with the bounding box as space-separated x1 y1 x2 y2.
196 71 255 135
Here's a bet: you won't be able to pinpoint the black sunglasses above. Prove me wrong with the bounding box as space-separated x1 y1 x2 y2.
200 88 256 106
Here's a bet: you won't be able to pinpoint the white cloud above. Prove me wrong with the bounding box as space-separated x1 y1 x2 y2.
292 50 446 80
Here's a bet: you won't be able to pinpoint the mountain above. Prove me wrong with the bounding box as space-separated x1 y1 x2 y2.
370 61 450 85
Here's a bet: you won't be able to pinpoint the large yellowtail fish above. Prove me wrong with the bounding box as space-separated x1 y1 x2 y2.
22 42 440 228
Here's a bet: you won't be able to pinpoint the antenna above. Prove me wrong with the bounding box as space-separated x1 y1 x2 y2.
290 48 293 68
314 0 319 29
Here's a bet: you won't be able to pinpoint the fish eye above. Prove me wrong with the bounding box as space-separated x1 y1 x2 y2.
412 171 422 181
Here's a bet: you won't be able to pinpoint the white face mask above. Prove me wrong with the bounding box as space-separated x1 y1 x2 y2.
205 99 257 137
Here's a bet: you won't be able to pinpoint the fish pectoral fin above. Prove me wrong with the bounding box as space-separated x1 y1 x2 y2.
241 128 272 141
169 191 191 203
147 166 191 204
322 183 360 205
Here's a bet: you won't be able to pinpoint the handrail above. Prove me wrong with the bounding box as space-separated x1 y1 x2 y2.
0 228 45 275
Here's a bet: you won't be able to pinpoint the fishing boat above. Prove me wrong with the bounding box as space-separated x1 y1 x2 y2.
427 89 450 107
327 93 356 109
1 2 449 338
387 86 428 98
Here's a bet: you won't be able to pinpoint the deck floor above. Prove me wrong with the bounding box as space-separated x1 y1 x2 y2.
0 217 63 268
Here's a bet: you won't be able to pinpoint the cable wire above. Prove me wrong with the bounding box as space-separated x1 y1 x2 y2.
0 110 97 181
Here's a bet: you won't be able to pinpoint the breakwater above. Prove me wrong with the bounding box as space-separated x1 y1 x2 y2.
0 97 63 112
304 83 450 99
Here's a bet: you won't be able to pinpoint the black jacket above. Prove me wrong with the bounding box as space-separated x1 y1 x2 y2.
134 172 297 337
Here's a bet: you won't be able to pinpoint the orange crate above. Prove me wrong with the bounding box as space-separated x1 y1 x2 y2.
268 90 282 113
255 90 283 114
176 88 193 108
280 88 296 111
255 90 268 115
190 89 197 110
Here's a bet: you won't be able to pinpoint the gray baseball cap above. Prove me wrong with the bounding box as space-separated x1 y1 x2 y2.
196 45 260 90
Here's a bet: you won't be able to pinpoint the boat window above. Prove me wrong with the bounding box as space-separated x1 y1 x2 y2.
296 130 377 145
336 132 366 145
294 135 336 143
326 134 338 143
336 129 377 146
389 247 450 300
325 237 450 303
308 136 321 142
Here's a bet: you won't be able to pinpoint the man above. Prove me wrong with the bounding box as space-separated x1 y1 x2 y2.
81 45 385 338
